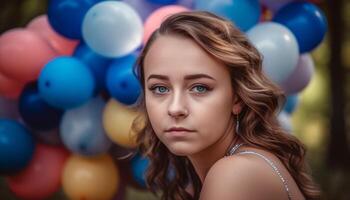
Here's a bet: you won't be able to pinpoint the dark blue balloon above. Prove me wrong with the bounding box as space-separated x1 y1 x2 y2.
48 0 104 39
73 42 112 94
147 0 178 4
0 119 35 174
273 2 327 53
19 82 63 131
131 154 149 188
106 54 141 105
283 94 299 114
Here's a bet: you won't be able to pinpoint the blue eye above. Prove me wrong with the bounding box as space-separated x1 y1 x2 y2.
192 85 209 93
150 86 169 94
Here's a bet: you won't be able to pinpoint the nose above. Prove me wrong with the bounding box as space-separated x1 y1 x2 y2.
167 91 189 119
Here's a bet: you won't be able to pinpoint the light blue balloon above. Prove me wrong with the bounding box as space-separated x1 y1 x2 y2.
283 94 299 114
38 56 96 109
106 54 141 105
194 0 261 31
82 1 143 58
60 96 112 156
247 22 299 84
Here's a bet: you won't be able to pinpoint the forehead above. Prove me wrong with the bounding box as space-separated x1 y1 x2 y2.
143 35 229 80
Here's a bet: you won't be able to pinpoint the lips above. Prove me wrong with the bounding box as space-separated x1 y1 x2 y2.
166 127 194 132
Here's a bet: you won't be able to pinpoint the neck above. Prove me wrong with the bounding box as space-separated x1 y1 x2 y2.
187 118 241 183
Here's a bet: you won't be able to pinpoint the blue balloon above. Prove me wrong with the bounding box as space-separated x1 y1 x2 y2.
131 154 150 188
38 56 95 109
60 97 112 156
0 119 35 174
194 0 261 31
273 2 327 53
48 0 104 39
73 42 112 93
106 54 141 105
19 82 63 131
283 94 299 114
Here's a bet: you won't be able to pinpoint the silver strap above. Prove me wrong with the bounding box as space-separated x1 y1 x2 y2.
236 150 292 200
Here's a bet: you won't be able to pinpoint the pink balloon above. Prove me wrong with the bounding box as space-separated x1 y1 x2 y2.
0 28 58 83
280 54 314 95
143 5 190 45
0 72 24 99
7 143 70 200
27 15 79 56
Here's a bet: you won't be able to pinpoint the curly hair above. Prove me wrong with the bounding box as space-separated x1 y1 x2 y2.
131 11 320 200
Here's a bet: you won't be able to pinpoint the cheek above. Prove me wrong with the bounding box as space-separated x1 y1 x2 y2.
145 95 163 132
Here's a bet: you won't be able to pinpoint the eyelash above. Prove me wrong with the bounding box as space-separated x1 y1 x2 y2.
148 84 212 95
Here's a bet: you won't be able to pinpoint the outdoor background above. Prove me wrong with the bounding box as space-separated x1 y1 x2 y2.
0 0 349 199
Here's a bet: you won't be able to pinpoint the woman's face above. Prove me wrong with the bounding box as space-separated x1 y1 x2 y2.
143 34 239 156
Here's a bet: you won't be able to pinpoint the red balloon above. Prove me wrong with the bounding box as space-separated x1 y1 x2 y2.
0 72 24 99
0 28 57 83
7 143 70 200
27 15 79 56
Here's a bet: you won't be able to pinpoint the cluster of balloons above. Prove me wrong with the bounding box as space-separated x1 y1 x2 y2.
0 0 326 199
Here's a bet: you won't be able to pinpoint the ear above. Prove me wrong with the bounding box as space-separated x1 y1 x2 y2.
232 96 242 115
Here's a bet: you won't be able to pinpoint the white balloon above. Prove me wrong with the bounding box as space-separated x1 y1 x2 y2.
247 22 299 84
82 1 143 58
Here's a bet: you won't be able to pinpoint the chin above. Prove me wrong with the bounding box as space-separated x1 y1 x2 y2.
166 143 198 156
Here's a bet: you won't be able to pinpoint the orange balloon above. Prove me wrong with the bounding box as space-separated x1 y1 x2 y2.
0 28 57 83
7 143 70 200
27 15 79 56
0 72 24 99
143 5 189 45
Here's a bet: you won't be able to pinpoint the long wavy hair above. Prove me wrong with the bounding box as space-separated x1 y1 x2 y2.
131 11 320 200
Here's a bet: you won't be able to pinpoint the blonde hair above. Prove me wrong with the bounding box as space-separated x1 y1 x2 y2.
132 11 320 200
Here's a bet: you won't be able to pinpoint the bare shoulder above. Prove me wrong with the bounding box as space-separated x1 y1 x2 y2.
199 150 289 200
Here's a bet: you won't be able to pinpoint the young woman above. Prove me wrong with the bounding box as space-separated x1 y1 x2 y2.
132 11 320 200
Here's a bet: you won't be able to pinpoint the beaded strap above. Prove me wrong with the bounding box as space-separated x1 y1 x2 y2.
236 150 292 200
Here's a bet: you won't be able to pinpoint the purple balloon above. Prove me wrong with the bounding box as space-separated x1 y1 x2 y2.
259 0 296 12
280 54 314 95
122 0 193 21
0 96 20 119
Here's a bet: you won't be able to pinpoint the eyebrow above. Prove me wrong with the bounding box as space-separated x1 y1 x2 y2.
147 73 216 81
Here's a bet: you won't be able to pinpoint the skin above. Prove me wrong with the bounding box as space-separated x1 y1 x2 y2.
143 34 305 200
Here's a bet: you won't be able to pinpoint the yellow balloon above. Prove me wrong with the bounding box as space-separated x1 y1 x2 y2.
103 99 145 148
62 154 119 200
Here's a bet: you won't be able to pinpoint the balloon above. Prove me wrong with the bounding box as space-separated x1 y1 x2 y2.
7 144 69 200
143 5 190 44
0 73 24 100
283 94 299 114
82 1 143 58
194 0 261 31
60 97 112 156
0 29 57 83
38 56 95 109
106 54 141 105
0 96 20 119
247 22 299 84
47 0 104 39
73 42 112 93
0 119 35 174
277 110 292 133
32 128 63 146
27 15 79 56
273 1 327 53
62 154 119 200
103 99 145 148
147 0 178 4
280 54 314 95
259 0 295 12
131 154 149 188
122 0 194 21
19 82 63 131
